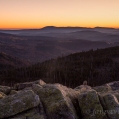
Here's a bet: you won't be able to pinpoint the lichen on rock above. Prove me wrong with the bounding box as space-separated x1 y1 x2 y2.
0 80 119 119
100 93 119 119
78 90 107 119
0 90 40 118
33 83 80 119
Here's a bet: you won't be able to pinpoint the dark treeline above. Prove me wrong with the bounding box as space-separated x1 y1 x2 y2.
0 46 119 88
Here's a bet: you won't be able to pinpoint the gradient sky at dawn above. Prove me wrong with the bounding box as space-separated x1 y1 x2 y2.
0 0 119 29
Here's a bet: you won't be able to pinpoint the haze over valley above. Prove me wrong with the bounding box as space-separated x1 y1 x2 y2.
0 26 119 63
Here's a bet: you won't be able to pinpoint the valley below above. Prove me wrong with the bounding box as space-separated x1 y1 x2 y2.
0 27 119 63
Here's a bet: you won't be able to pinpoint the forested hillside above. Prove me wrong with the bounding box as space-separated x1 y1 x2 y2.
1 46 119 87
0 52 30 70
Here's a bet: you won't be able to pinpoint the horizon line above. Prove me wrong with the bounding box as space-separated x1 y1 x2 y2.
0 26 119 30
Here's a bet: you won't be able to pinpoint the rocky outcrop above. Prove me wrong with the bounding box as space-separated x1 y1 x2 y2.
78 90 107 119
94 81 119 119
99 93 119 119
13 79 46 90
0 80 119 119
32 83 80 119
0 90 40 118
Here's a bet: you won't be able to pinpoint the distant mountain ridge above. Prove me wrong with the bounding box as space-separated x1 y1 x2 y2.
0 26 119 36
40 26 89 30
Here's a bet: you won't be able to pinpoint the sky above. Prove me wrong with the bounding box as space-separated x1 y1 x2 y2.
0 0 119 29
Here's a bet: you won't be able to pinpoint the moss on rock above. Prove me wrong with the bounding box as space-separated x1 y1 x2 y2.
78 90 107 119
101 93 119 119
0 90 40 118
33 84 80 119
10 107 46 119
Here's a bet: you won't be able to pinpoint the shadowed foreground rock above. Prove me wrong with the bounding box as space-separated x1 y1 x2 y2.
78 90 107 119
99 92 119 119
0 80 119 119
0 90 40 118
10 104 46 119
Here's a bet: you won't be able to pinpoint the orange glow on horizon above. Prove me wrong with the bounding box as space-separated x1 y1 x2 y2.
0 0 119 29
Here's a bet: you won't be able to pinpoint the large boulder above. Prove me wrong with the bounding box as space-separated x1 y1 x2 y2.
101 93 119 119
0 90 40 118
32 83 80 119
78 90 107 119
14 79 46 90
0 85 11 94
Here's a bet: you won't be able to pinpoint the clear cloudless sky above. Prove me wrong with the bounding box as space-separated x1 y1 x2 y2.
0 0 119 29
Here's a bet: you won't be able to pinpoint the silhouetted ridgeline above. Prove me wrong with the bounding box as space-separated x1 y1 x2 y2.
0 46 119 87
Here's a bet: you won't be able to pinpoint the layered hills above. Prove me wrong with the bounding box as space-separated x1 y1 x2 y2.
0 28 119 62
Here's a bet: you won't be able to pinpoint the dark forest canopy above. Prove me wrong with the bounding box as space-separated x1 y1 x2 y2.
1 46 119 88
